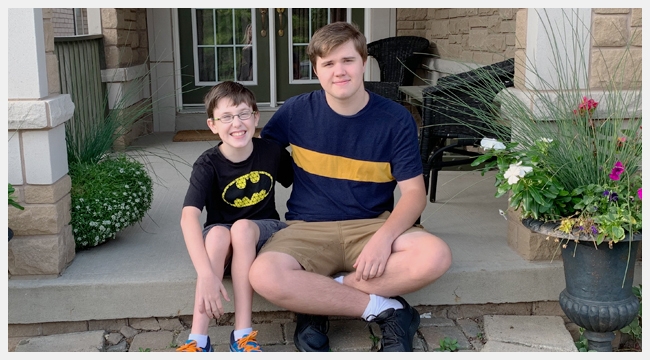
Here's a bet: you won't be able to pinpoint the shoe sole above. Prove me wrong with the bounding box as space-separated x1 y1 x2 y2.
294 335 330 352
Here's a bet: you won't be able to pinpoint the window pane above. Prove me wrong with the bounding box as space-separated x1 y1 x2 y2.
215 9 233 45
293 46 310 80
217 47 235 81
237 46 253 81
311 9 328 31
330 9 347 22
198 47 216 82
234 9 252 45
292 9 309 44
196 9 215 45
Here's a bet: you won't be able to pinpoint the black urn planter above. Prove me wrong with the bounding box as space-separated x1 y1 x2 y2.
522 218 641 352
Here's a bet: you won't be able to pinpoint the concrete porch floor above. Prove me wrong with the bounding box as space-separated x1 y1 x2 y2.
8 132 641 325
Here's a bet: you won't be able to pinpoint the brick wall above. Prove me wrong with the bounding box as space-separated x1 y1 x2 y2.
51 8 88 36
397 8 517 65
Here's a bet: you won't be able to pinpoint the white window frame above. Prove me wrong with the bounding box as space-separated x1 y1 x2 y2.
191 8 257 86
287 8 352 85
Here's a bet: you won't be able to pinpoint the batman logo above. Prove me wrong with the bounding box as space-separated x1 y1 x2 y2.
222 171 274 208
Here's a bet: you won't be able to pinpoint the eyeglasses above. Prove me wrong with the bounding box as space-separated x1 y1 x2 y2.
211 110 257 124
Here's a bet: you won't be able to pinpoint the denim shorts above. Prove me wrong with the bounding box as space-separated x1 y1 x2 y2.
202 219 288 275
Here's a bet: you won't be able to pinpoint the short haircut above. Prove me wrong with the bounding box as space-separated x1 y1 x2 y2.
307 22 367 68
203 81 258 118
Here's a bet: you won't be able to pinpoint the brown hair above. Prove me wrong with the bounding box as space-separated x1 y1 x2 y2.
307 22 367 68
203 81 258 118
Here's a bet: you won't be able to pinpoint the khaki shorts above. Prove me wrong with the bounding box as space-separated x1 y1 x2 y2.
259 211 427 276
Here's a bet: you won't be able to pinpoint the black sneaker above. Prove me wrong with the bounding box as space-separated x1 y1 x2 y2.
371 296 420 352
293 313 330 352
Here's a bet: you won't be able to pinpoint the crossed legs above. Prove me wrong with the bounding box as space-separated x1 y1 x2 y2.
248 230 452 317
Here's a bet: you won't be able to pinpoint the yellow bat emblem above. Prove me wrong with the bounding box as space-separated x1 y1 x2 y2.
222 171 274 208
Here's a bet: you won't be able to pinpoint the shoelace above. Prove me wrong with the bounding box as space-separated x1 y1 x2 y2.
176 340 204 352
236 330 261 351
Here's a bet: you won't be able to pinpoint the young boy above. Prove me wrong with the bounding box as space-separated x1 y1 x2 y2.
178 81 293 352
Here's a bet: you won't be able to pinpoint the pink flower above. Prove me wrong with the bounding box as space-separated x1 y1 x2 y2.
638 188 642 200
575 96 599 117
608 161 625 181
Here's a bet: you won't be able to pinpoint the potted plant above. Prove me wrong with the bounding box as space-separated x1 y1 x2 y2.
426 9 642 351
8 183 24 241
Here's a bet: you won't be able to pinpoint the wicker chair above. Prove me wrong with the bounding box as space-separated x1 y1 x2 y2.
420 58 515 202
364 36 431 101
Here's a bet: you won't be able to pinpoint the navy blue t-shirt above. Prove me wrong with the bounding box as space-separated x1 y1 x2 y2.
261 90 422 221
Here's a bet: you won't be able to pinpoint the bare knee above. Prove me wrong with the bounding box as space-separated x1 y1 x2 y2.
421 235 452 282
230 219 259 250
400 233 452 284
205 226 231 256
249 254 277 294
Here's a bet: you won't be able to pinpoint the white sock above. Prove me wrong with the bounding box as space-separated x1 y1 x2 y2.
333 275 345 284
361 294 404 321
187 333 208 348
234 327 253 340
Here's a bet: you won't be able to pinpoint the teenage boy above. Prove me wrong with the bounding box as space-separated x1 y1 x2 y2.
178 81 293 352
249 22 452 352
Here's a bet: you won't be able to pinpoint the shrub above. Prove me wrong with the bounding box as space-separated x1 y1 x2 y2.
69 154 153 249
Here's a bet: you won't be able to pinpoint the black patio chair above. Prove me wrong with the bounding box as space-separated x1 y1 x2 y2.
420 58 515 202
363 36 431 101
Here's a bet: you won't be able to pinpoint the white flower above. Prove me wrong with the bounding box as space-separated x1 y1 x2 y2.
504 161 533 185
480 138 506 150
539 138 553 143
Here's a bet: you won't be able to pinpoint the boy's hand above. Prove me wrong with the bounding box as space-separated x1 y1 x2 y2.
353 235 392 281
195 273 230 319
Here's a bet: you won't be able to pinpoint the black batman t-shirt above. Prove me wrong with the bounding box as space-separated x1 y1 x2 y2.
182 137 293 227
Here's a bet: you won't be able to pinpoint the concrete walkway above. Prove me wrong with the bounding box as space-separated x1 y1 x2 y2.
12 315 577 352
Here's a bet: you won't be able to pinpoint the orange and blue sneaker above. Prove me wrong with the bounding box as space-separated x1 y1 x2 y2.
176 337 213 352
230 330 262 352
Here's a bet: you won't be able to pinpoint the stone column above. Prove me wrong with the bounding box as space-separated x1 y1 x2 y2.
8 8 76 277
101 8 153 148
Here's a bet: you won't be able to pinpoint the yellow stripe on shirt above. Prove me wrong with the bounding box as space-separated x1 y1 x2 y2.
291 144 394 183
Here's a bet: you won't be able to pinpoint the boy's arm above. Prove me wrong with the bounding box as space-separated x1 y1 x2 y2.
277 146 294 187
180 206 230 319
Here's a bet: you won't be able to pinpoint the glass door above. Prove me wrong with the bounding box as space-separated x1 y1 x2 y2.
178 8 270 105
177 8 364 107
275 8 364 101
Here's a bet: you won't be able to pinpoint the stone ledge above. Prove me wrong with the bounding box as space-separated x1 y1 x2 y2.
8 94 75 130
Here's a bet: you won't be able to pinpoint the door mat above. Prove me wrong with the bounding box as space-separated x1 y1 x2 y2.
172 129 261 142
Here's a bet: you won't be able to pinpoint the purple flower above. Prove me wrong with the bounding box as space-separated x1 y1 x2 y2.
608 161 625 181
579 226 585 231
591 226 599 235
609 192 619 202
638 188 642 200
603 190 610 196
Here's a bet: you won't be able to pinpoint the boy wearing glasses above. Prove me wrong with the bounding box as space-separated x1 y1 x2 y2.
178 81 293 352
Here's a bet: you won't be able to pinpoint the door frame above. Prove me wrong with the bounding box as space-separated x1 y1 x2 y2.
170 8 395 111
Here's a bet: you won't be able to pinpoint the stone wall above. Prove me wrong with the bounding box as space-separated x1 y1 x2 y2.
101 8 153 146
397 8 517 65
589 8 642 89
514 8 642 91
101 8 149 69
